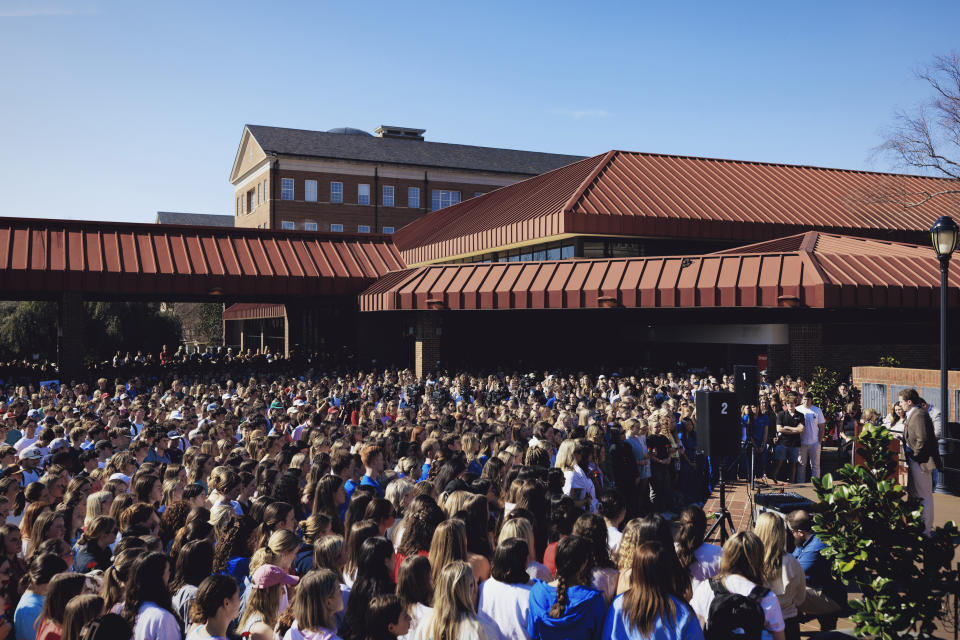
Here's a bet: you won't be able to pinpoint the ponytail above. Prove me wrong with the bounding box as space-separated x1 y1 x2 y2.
548 574 569 618
548 535 592 619
675 506 707 569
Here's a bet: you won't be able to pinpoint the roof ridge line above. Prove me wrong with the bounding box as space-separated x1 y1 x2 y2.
799 231 820 254
561 151 618 217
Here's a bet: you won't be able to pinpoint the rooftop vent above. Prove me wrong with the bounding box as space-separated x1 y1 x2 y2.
374 125 425 141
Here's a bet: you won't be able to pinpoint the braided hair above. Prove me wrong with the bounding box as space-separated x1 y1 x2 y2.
549 535 593 618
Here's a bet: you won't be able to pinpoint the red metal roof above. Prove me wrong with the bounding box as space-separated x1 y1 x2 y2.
360 232 959 311
222 303 286 321
393 150 960 265
0 217 406 300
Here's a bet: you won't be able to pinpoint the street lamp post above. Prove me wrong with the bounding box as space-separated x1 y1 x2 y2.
930 215 958 494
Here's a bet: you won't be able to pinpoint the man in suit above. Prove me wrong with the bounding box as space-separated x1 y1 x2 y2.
899 388 940 535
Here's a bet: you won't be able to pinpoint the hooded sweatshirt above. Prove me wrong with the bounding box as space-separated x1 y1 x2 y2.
526 581 605 640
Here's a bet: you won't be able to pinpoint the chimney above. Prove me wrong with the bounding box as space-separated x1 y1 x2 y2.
374 125 425 141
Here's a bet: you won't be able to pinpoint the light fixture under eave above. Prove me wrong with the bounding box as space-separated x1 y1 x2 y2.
426 297 447 310
777 295 801 308
598 296 619 309
208 287 223 296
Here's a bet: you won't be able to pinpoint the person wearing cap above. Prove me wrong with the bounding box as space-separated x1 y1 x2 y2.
238 564 299 639
17 448 42 486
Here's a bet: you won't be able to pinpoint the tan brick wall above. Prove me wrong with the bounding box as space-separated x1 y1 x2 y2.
234 176 271 229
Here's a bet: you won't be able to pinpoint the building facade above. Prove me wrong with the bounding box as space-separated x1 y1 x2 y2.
229 124 585 234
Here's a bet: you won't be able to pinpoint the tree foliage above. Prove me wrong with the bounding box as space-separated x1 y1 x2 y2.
197 303 223 344
813 423 959 638
0 300 181 364
875 51 960 206
808 365 841 425
0 301 58 360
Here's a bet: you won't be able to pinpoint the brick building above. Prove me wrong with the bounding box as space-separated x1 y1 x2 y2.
229 124 584 234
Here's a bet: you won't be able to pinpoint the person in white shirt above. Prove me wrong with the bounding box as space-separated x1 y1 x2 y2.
796 392 826 483
598 491 625 555
13 419 38 454
556 439 598 513
691 531 785 640
674 506 722 595
478 539 532 640
416 561 504 640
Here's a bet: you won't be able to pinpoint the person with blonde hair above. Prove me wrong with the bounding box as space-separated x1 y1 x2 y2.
497 517 550 582
83 491 114 530
690 531 785 640
414 561 501 640
554 439 597 512
427 520 486 588
240 563 299 640
282 568 343 640
754 513 805 640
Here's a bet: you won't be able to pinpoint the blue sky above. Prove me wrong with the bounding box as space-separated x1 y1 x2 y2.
1 0 958 223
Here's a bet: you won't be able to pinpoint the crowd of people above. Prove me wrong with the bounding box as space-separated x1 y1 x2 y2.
0 360 871 640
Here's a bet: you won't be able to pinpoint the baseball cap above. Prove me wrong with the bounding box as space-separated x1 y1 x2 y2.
94 440 113 451
169 410 184 420
2 413 15 420
188 428 203 440
206 403 218 412
166 430 181 440
109 473 131 485
49 438 69 452
26 409 42 419
269 401 284 410
19 448 43 460
250 564 299 589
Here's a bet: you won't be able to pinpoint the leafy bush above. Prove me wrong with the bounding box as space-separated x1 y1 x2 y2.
878 355 901 367
812 422 958 638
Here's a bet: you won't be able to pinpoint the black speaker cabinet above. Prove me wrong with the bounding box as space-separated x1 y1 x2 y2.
734 365 759 409
696 390 740 458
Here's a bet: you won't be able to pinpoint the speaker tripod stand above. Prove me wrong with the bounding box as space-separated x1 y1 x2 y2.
705 456 739 544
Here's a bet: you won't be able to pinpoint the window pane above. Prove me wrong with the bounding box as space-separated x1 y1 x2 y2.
358 184 370 205
281 221 294 230
561 245 575 259
305 222 317 231
281 178 294 201
331 182 343 204
383 186 394 207
408 187 420 208
547 247 561 260
357 225 370 233
330 224 343 232
533 249 546 261
305 180 317 202
382 226 395 234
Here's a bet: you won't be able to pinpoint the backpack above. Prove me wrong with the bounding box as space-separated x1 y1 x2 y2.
705 576 769 640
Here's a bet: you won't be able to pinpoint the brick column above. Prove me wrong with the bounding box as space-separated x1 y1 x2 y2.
57 292 84 382
414 312 442 378
766 344 790 378
789 323 824 378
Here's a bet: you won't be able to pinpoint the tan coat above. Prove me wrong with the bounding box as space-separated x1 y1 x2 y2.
903 407 939 473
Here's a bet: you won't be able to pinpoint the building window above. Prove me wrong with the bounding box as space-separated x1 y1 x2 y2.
236 197 241 216
305 180 317 202
382 226 395 234
330 182 343 203
357 225 371 233
382 185 395 207
263 179 268 201
431 190 460 211
561 244 575 259
358 184 370 205
281 178 294 200
305 221 318 231
247 190 255 213
330 223 343 232
408 187 420 208
256 183 261 206
281 221 295 230
474 192 484 198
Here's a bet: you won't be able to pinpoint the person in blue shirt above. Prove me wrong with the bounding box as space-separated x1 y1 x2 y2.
358 444 385 498
527 535 605 640
604 540 703 640
787 510 843 632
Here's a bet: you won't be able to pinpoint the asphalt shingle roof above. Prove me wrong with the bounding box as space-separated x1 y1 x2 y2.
246 125 586 176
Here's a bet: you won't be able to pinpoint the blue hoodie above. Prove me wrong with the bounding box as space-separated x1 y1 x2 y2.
527 581 605 640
